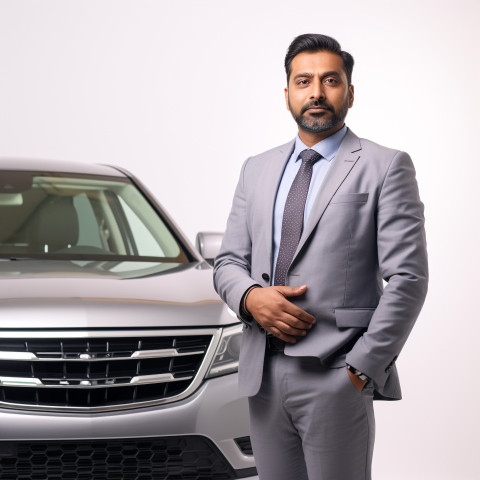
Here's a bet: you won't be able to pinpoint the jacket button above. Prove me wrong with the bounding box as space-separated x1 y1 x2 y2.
262 273 270 282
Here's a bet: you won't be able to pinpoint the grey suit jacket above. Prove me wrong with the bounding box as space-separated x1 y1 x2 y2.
213 128 428 400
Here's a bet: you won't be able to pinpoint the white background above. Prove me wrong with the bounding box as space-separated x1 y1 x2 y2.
1 1 479 478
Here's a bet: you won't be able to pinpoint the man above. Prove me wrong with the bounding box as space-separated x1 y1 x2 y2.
213 33 428 480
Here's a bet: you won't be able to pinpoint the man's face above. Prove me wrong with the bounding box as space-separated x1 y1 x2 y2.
285 51 354 138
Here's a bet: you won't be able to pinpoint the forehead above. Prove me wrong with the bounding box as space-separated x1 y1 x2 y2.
290 51 346 78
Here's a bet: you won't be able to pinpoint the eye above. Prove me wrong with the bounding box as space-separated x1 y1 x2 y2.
297 79 309 86
324 77 338 85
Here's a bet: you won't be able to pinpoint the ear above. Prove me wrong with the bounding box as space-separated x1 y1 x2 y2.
348 84 354 108
284 87 290 111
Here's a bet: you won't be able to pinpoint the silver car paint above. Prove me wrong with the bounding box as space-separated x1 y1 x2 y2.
0 262 229 329
0 158 258 479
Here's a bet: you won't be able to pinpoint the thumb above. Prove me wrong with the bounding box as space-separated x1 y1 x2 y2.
277 284 307 297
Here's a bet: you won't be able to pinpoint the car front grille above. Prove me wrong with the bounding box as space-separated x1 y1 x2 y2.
0 436 257 479
0 329 220 412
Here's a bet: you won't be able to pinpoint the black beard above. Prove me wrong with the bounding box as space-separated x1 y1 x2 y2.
289 98 349 134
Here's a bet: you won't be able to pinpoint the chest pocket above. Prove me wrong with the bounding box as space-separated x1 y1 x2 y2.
330 193 369 204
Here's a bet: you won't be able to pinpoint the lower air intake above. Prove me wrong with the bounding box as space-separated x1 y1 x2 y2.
0 436 256 480
234 436 253 456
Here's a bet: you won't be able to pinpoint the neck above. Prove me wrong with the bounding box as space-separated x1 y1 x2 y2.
298 123 344 147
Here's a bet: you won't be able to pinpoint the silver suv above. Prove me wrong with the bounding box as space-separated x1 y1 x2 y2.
0 158 257 480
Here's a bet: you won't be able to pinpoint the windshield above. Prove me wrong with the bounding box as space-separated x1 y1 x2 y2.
0 171 189 262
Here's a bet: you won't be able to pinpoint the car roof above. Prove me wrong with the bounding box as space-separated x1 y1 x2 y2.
0 158 126 177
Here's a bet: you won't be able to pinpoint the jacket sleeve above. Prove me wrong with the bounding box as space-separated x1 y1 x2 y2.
346 151 428 389
213 158 258 324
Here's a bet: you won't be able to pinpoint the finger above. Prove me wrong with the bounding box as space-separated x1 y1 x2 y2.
274 286 316 324
280 314 315 330
277 285 307 298
282 302 316 324
259 303 314 330
269 327 297 344
272 320 309 337
258 308 311 331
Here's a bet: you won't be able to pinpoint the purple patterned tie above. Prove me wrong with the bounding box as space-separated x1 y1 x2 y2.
274 149 321 286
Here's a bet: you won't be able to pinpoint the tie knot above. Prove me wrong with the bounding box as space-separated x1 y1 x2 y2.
299 149 321 166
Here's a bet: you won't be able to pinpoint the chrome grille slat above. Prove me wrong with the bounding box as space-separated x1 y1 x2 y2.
0 373 193 388
0 348 206 362
0 329 221 413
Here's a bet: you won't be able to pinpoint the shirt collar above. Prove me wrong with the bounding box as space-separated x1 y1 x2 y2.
292 124 348 163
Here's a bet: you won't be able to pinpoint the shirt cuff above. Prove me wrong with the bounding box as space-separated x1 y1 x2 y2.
240 284 262 318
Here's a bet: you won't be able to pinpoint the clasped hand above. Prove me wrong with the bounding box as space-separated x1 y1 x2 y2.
245 285 316 343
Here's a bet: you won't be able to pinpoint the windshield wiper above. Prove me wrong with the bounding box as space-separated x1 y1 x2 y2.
0 257 37 261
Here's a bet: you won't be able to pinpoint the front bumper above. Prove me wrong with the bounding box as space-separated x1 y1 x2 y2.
0 373 257 479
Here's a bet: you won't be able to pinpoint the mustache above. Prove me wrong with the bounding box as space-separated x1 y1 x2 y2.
301 101 333 114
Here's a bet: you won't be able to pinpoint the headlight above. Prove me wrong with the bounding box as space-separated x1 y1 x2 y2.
205 323 243 378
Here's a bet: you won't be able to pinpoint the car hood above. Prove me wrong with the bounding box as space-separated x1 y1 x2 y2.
0 260 235 329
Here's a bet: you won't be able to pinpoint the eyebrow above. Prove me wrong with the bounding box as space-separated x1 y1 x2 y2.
292 70 342 81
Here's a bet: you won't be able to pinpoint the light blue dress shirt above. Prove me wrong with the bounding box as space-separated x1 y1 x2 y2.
272 125 348 278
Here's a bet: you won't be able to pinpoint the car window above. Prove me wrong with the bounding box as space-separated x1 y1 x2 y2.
73 193 104 249
0 171 188 262
118 197 166 257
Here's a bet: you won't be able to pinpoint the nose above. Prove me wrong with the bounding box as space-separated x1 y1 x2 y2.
310 78 325 101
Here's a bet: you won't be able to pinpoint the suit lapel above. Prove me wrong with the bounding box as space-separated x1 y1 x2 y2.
294 129 362 257
261 140 295 269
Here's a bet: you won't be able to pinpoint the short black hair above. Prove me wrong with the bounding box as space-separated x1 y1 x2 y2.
285 33 354 85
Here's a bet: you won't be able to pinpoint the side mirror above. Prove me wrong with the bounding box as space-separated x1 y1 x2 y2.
195 232 223 267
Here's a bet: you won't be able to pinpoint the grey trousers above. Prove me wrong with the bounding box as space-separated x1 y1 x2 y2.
248 351 375 480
